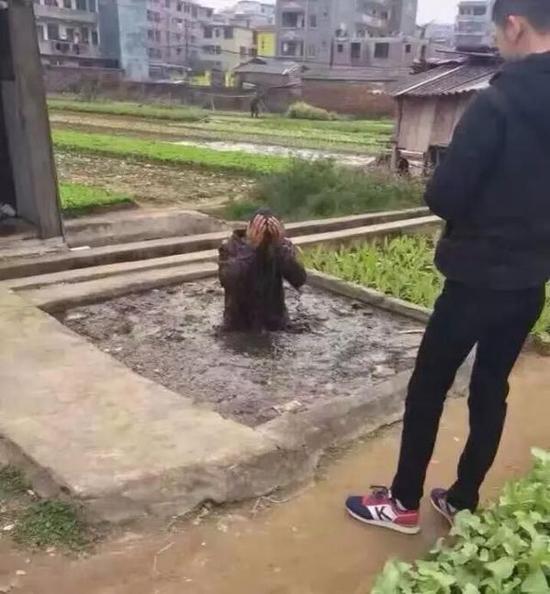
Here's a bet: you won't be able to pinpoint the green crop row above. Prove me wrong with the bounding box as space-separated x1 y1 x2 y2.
59 182 133 214
303 237 550 340
52 129 289 176
372 449 550 594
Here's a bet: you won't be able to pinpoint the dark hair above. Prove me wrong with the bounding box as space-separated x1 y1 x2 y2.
493 0 550 32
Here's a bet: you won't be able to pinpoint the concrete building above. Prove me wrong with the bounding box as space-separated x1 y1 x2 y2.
219 1 274 28
455 0 495 51
34 0 107 67
199 22 256 71
275 0 419 66
256 24 276 57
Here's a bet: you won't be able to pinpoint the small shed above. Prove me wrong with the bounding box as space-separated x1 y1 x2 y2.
390 54 501 174
0 0 62 240
233 57 304 90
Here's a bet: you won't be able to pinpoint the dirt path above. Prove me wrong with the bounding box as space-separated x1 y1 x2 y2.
0 354 548 594
55 151 255 211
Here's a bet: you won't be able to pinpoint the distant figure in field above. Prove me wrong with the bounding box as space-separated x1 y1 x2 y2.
250 94 261 118
218 209 306 331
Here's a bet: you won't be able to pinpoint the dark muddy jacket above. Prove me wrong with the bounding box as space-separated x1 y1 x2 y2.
218 230 307 331
426 52 550 290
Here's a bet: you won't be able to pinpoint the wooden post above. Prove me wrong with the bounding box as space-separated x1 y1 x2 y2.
1 0 62 239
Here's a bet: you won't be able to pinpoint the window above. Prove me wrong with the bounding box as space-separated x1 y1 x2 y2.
76 0 86 9
337 43 344 53
148 47 155 57
204 26 212 38
47 23 60 40
405 43 411 54
81 26 89 42
36 25 45 41
239 46 247 56
215 45 221 54
148 29 154 40
206 8 212 17
473 6 486 16
374 42 389 59
282 12 299 28
91 29 98 45
224 26 233 39
65 27 74 40
191 4 197 17
63 0 71 8
176 1 182 10
281 40 302 56
177 47 182 55
88 0 96 11
215 28 220 37
307 43 316 57
351 42 361 59
309 14 317 27
147 10 153 20
155 30 160 41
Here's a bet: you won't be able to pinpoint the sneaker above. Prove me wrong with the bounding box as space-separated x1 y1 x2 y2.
345 487 420 535
430 488 457 527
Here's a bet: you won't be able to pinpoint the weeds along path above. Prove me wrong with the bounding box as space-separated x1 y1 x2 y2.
55 151 255 211
48 110 390 155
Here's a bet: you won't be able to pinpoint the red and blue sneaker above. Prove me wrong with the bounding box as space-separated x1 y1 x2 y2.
345 486 420 535
430 488 458 527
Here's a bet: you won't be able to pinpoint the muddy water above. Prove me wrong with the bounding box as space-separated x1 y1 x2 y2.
61 280 421 427
1 355 548 594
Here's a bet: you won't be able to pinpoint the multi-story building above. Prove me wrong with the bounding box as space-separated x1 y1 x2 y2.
455 0 495 50
99 0 216 80
199 22 256 71
219 1 275 28
276 0 419 66
34 0 106 67
256 24 276 57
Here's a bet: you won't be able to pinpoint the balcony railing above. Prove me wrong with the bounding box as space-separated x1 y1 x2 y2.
34 4 97 23
40 39 100 58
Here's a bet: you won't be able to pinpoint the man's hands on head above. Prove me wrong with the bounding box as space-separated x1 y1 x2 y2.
246 215 285 248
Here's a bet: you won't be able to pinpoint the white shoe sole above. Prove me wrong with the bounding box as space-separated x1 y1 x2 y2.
430 496 454 527
346 507 421 535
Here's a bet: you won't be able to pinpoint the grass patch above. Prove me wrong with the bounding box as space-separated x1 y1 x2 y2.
223 160 424 221
48 99 208 122
286 101 340 121
373 449 550 593
53 129 289 176
304 236 550 339
0 466 93 552
59 182 134 214
13 500 91 552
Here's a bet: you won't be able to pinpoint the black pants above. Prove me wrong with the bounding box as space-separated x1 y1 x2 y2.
392 281 545 512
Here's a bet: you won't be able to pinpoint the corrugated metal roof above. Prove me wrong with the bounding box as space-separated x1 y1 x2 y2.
303 66 409 82
392 62 500 97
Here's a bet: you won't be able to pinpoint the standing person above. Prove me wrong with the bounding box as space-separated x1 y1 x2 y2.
218 209 306 332
250 93 261 118
346 0 550 535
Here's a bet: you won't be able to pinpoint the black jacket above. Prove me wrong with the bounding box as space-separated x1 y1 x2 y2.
218 230 307 331
426 52 550 290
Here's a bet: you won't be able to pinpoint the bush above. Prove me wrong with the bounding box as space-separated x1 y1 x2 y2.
373 449 550 594
286 102 340 121
224 160 424 221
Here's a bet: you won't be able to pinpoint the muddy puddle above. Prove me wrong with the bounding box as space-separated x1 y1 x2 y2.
61 280 422 427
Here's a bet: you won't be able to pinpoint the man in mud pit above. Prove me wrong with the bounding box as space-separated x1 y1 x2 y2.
346 0 550 534
218 209 307 331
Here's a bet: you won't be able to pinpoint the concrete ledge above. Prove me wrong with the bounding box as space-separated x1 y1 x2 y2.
0 214 441 282
21 262 218 312
307 269 431 324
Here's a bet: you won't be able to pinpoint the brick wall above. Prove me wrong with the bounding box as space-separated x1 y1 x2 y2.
302 79 395 118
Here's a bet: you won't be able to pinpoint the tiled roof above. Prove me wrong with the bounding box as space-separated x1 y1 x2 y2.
303 66 409 82
392 61 501 97
233 59 302 75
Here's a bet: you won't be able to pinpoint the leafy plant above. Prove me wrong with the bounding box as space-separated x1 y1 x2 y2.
372 449 550 593
286 101 341 121
304 237 550 340
224 160 424 221
52 129 290 176
59 182 134 214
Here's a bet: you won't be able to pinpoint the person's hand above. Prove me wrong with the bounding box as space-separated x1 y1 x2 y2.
246 215 267 248
267 217 284 244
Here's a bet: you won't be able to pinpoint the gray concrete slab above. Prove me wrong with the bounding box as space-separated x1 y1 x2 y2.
0 288 313 522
